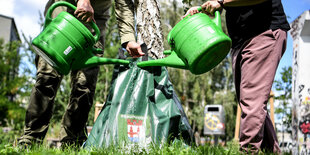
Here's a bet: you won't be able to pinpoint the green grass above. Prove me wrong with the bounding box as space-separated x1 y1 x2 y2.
0 141 289 155
0 135 287 155
0 128 285 155
0 142 238 155
3 139 283 155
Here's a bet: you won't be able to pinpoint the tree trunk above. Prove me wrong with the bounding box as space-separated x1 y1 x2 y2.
135 0 164 59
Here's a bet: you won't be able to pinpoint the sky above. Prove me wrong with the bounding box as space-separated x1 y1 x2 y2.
0 0 48 39
0 0 309 82
276 0 310 81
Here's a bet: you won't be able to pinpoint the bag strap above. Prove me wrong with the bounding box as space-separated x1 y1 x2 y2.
154 80 173 99
140 43 148 61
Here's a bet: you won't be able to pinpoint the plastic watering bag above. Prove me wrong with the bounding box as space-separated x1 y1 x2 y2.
84 48 194 148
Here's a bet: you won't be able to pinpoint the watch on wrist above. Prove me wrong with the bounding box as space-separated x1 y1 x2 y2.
217 0 224 8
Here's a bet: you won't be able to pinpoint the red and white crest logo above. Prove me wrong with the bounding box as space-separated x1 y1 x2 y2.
127 119 145 142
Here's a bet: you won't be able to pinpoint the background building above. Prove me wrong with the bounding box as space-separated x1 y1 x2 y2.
291 10 310 154
0 14 20 43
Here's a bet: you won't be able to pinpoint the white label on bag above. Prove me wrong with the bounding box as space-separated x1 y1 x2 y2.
64 46 72 55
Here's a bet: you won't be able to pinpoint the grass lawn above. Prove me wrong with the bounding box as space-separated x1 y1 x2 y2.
1 142 237 155
0 128 287 154
0 140 286 155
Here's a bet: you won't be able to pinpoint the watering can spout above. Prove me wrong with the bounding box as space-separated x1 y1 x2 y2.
137 9 231 75
72 55 130 71
137 50 187 69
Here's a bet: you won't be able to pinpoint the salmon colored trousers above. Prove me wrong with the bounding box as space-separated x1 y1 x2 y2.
231 29 287 153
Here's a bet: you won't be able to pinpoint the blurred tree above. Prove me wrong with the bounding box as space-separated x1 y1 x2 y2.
88 3 121 125
274 67 292 136
95 2 121 104
160 0 236 142
0 39 29 129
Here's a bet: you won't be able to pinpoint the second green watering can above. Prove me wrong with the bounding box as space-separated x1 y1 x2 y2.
32 1 130 75
137 8 232 75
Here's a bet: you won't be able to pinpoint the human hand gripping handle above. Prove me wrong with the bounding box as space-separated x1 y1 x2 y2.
201 0 222 15
126 41 145 58
182 6 201 18
74 0 95 23
183 0 222 18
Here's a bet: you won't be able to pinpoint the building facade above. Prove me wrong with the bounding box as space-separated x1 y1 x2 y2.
0 14 20 43
291 10 310 154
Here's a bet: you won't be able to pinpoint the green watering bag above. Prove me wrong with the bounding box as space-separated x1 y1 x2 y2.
84 48 194 148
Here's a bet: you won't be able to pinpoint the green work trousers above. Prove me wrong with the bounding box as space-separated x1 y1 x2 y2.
18 0 110 146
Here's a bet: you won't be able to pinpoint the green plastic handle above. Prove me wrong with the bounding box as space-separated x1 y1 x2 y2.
44 1 100 42
163 50 172 55
196 6 222 30
92 47 103 54
197 6 203 12
212 11 222 30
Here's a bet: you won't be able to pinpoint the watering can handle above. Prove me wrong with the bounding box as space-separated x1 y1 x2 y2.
44 1 100 42
197 6 222 30
212 11 222 30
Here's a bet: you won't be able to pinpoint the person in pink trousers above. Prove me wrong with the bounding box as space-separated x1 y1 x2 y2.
185 0 290 153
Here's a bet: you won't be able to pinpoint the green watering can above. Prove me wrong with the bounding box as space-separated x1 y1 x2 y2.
32 1 130 75
137 8 232 75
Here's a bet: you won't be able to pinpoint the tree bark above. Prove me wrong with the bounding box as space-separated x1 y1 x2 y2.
135 0 164 59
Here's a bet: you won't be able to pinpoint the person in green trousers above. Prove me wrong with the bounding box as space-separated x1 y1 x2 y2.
18 0 144 147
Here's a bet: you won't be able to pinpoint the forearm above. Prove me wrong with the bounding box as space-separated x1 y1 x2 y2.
221 0 269 7
115 0 136 45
